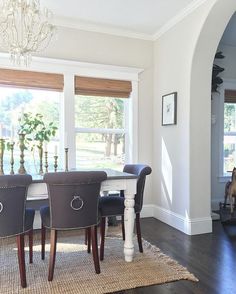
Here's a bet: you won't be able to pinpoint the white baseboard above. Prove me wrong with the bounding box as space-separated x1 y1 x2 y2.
152 205 212 235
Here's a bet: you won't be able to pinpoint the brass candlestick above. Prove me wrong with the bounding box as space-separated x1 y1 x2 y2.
38 143 43 175
54 155 58 172
0 138 5 175
9 142 15 175
44 151 48 173
65 148 69 172
18 133 26 174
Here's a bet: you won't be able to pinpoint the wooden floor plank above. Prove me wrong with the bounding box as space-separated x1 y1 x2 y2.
113 217 236 294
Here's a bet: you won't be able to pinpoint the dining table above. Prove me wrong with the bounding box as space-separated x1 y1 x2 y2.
27 169 138 262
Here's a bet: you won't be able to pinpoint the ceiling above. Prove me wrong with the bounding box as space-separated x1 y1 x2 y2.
41 0 202 39
220 12 236 47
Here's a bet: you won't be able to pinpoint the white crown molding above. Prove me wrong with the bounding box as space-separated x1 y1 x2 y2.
53 16 153 41
52 0 208 42
0 52 143 81
153 0 208 40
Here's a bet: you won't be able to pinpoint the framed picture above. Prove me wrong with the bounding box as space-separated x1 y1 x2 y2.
162 92 177 126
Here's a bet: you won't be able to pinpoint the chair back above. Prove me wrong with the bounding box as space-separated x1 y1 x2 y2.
123 164 152 213
44 171 107 230
0 174 32 238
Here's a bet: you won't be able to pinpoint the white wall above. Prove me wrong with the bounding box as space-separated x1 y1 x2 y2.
153 0 236 234
153 0 215 234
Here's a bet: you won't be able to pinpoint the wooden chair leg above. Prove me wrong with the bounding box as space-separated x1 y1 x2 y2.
48 229 57 282
91 226 100 274
100 217 106 261
121 215 125 241
136 213 143 253
41 223 46 260
87 227 91 253
28 229 33 264
16 234 27 288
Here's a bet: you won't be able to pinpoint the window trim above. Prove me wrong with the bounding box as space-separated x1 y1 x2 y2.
0 53 143 169
218 79 236 178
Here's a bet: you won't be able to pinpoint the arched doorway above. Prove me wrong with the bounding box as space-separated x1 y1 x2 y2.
189 0 236 225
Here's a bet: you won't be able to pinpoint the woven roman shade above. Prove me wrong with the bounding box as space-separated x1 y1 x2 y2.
0 68 64 91
225 89 236 103
75 76 132 98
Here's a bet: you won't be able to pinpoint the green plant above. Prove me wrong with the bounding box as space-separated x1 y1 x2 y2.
18 112 58 174
212 51 225 93
18 112 57 148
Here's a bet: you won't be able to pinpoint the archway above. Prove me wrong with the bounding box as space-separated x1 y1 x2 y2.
189 0 236 224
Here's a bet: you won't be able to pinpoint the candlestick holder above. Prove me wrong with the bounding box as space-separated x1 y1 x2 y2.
0 138 5 175
54 155 58 172
44 151 48 173
9 142 15 175
38 143 43 175
65 148 69 172
18 133 26 174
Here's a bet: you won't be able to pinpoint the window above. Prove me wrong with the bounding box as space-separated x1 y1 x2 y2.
0 87 61 174
74 76 132 170
223 89 236 174
75 95 127 170
0 59 139 174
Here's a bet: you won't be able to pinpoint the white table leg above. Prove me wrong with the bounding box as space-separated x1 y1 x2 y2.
124 179 136 262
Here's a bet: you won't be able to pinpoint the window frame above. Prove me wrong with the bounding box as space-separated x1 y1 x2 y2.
0 53 142 170
74 96 128 169
218 79 236 181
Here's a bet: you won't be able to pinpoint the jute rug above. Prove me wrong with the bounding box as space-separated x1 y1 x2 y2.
0 227 198 294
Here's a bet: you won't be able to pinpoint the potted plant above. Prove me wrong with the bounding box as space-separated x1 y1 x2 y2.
18 112 57 174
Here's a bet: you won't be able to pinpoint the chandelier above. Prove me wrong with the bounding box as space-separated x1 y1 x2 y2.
0 0 56 66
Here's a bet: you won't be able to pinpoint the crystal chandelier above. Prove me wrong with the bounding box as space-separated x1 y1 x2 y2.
0 0 56 66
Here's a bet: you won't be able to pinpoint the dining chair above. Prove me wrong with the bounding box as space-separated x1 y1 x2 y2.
0 174 35 288
40 171 107 281
99 164 152 260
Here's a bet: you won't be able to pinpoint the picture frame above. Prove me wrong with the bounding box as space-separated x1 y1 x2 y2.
162 92 177 126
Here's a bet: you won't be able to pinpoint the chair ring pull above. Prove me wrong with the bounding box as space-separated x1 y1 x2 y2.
70 195 84 211
0 202 3 213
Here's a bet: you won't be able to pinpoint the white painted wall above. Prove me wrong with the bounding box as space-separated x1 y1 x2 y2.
153 0 236 234
153 0 216 234
219 44 236 79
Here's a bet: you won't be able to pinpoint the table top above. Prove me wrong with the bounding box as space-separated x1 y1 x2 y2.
32 168 138 183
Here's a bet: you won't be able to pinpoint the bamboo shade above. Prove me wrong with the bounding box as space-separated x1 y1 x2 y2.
75 76 132 98
225 89 236 103
0 68 64 91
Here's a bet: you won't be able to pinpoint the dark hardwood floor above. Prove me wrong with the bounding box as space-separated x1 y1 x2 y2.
113 217 236 294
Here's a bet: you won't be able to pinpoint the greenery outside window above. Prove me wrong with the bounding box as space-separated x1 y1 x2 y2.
75 95 127 170
0 87 61 174
223 90 236 174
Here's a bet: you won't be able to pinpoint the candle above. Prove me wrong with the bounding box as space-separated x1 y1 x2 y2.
0 124 2 138
10 125 14 143
65 132 68 148
54 145 58 156
44 142 48 152
19 106 25 122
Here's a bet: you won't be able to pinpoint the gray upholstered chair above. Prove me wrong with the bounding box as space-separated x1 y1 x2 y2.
0 174 35 288
99 164 152 260
40 171 107 281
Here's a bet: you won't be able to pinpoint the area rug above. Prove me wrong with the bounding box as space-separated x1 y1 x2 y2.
0 227 198 294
